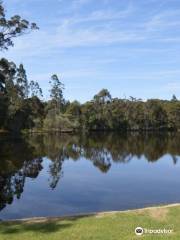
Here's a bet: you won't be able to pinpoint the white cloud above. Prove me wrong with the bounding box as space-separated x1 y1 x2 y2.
165 82 180 91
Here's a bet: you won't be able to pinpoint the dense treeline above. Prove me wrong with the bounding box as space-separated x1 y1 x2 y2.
1 1 180 133
1 63 180 133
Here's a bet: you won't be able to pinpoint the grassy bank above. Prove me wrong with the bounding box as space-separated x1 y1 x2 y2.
0 204 180 240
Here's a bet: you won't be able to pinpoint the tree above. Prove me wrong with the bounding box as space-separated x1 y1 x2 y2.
15 64 29 98
0 1 38 51
29 80 43 98
0 1 42 133
0 58 16 94
0 59 7 93
43 112 72 132
171 94 178 102
93 89 111 104
146 100 168 129
49 74 64 112
66 101 81 118
0 93 7 128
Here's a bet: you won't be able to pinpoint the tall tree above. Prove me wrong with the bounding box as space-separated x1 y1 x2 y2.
0 58 16 94
49 74 64 112
171 94 178 102
15 64 29 98
29 80 43 98
0 1 38 97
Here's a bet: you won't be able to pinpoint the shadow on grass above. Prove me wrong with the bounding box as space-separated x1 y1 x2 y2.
0 221 73 235
0 214 95 235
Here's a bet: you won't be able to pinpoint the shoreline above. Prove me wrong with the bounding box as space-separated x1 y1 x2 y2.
1 127 180 135
3 203 180 223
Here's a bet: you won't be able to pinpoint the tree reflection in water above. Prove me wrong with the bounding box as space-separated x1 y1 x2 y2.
0 132 180 211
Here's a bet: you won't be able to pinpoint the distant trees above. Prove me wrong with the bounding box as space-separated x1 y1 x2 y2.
146 100 168 130
1 57 180 133
1 0 180 134
43 112 72 132
65 101 81 129
76 93 180 132
43 74 69 132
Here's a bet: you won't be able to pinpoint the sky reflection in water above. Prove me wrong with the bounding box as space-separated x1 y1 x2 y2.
0 133 180 220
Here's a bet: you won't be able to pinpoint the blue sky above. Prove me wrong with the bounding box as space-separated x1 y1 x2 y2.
3 0 180 102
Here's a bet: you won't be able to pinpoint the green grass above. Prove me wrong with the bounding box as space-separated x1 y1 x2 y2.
0 204 180 240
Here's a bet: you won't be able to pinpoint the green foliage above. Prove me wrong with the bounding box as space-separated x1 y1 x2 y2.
49 74 64 112
0 58 16 94
1 60 180 133
29 80 43 98
93 88 111 104
0 0 38 50
43 111 73 132
0 58 45 133
1 1 180 134
16 64 29 99
0 94 7 128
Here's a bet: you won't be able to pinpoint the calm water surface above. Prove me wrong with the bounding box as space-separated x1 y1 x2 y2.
0 133 180 220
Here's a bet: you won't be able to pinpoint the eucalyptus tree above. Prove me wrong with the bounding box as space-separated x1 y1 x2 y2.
16 64 29 98
0 0 38 96
0 1 38 51
29 80 43 98
93 89 112 104
49 74 64 112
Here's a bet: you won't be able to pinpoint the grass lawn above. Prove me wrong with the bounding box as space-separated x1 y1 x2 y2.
0 204 180 240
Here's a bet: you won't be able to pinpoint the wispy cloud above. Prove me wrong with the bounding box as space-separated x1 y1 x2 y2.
72 0 93 9
165 82 180 91
145 9 180 32
4 0 180 101
5 1 180 60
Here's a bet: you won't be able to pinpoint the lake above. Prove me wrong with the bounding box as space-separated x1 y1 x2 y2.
0 132 180 220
